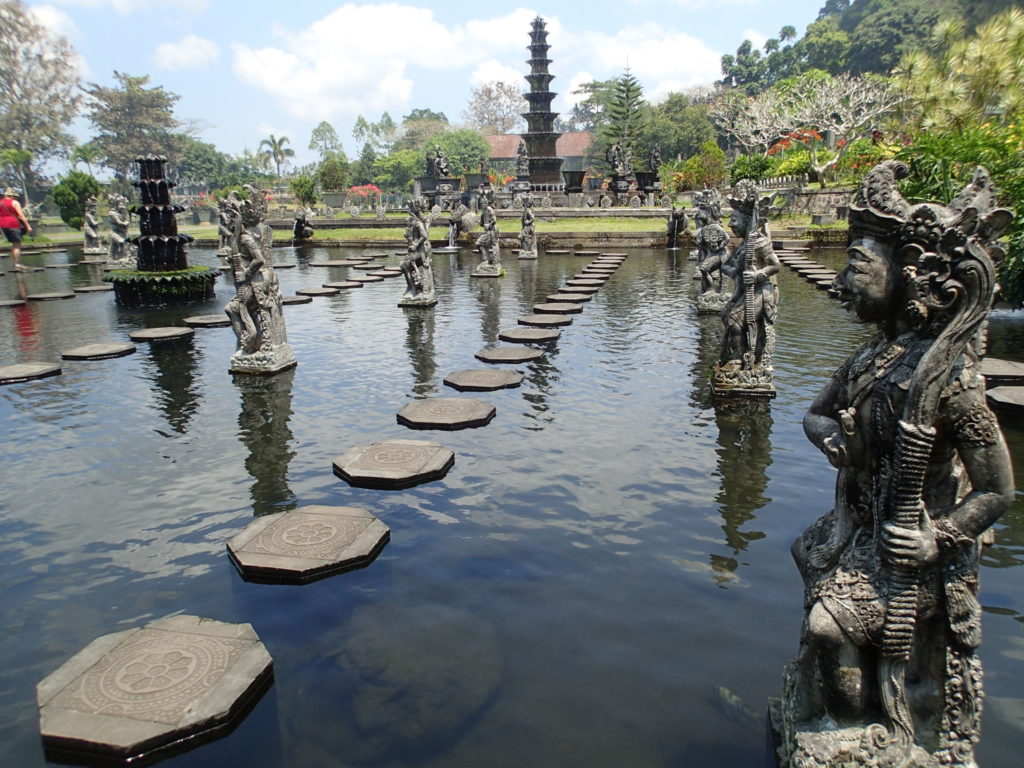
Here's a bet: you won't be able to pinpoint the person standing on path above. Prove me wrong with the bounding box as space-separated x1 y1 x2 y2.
1 187 33 270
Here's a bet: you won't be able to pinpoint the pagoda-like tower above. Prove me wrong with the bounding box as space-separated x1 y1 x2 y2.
522 16 563 185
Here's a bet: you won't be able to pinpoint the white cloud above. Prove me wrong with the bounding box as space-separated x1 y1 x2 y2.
51 0 207 12
470 60 526 88
557 69 596 114
153 35 220 70
742 28 770 52
28 4 79 37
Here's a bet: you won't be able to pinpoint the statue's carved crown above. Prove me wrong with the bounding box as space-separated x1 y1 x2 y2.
239 184 268 227
728 179 768 217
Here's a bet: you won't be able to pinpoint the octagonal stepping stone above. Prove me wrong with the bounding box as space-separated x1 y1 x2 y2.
499 326 560 343
0 362 62 385
227 505 389 584
269 262 296 269
351 262 380 271
600 252 628 257
547 292 591 303
444 368 524 392
566 279 604 287
73 284 114 293
545 249 570 254
309 259 365 267
366 253 391 259
518 313 572 328
369 270 401 278
470 269 502 278
988 386 1024 413
296 286 340 296
323 280 362 290
281 294 313 305
14 265 44 272
397 397 496 430
333 438 455 490
474 346 544 364
349 274 384 283
814 278 836 290
533 302 582 315
27 292 75 301
558 284 600 295
577 272 611 280
981 357 1024 387
61 342 136 361
584 265 618 272
184 314 230 328
128 327 195 343
37 615 272 765
218 265 232 273
574 250 598 256
0 298 26 307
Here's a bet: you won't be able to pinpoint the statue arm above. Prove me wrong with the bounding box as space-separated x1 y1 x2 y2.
721 244 741 278
803 368 850 468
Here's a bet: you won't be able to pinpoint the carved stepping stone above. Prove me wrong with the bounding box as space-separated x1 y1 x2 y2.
474 346 544 364
814 279 836 290
0 362 62 385
470 270 502 278
333 438 455 490
565 278 604 287
27 292 75 301
37 615 273 765
184 314 230 328
579 271 612 279
397 397 496 430
518 313 572 328
0 298 26 307
499 326 560 343
369 270 401 278
558 284 600 295
227 505 389 584
323 281 362 290
600 252 628 257
987 386 1024 413
574 250 598 256
269 262 295 269
61 342 136 361
981 357 1024 388
351 263 379 270
348 274 384 283
545 249 570 254
296 286 340 296
367 253 391 259
309 260 365 267
444 369 524 391
533 302 582 315
377 268 403 275
583 265 617 273
546 292 591 303
73 284 114 293
281 294 313 305
128 327 194 343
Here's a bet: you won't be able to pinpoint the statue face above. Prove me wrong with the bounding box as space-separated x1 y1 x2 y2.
836 237 895 323
729 209 749 238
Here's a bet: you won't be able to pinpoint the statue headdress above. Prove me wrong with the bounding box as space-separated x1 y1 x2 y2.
728 179 770 219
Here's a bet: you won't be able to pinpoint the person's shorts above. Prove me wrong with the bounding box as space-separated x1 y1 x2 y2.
2 227 22 246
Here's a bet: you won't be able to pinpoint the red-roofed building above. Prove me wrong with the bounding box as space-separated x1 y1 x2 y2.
484 133 594 173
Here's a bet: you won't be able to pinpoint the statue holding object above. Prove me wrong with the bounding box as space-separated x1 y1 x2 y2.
518 193 537 259
106 193 136 269
516 140 530 178
82 195 105 254
398 198 436 307
694 188 731 314
472 188 502 276
713 179 779 397
666 206 688 250
773 161 1014 768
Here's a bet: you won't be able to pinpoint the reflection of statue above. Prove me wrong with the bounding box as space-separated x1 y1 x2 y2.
606 142 626 176
399 198 436 307
106 194 136 268
82 195 104 254
774 162 1014 768
713 179 778 395
649 145 662 173
473 188 501 275
694 189 731 313
434 145 451 177
224 186 296 375
518 193 537 259
236 370 297 517
666 206 687 250
516 140 530 177
292 209 314 241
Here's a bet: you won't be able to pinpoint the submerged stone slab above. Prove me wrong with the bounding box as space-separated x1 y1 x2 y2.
0 298 26 307
0 362 62 385
73 284 114 293
532 302 582 315
348 275 384 283
565 278 604 287
281 294 313 305
981 357 1024 388
444 369 524 391
987 386 1024 413
333 439 454 490
37 615 273 765
474 346 544 363
27 292 75 301
546 292 591 303
558 284 600 295
600 252 628 257
227 505 389 583
397 397 496 430
574 250 598 256
518 313 572 327
184 314 230 328
369 270 401 278
128 327 194 343
269 262 296 269
323 281 362 290
61 342 136 361
499 326 560 343
296 286 340 296
351 263 380 271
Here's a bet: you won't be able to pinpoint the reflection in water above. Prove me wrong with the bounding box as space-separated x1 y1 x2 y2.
474 278 501 343
235 369 296 516
146 337 202 434
404 308 437 396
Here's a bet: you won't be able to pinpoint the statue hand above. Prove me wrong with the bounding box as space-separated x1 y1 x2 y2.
823 432 849 468
743 269 757 284
883 513 939 568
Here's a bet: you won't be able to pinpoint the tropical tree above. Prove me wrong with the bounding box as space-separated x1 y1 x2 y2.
599 69 646 152
641 92 717 161
51 170 101 230
259 134 295 177
0 149 32 204
72 144 102 177
289 175 317 207
462 81 526 134
308 121 342 160
317 154 348 191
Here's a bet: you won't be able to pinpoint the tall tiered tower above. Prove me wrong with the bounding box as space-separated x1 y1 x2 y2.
522 16 563 186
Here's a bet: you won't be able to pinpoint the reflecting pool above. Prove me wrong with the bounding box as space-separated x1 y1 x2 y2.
1 245 1022 767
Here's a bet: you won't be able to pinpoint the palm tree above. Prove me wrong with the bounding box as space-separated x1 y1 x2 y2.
72 144 102 177
259 134 295 177
0 148 33 204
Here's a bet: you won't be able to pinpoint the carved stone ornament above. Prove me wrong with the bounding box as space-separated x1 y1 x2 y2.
692 188 731 314
771 161 1015 768
399 198 437 307
82 196 105 254
518 194 538 259
473 189 502 276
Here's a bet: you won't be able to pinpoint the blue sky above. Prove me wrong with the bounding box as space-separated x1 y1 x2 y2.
27 0 827 169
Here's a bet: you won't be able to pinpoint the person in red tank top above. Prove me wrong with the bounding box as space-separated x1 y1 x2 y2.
1 187 33 270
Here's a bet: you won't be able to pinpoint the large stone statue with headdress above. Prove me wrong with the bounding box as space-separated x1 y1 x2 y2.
712 179 779 397
399 198 436 307
106 193 136 269
472 188 502 276
82 195 105 254
224 185 296 375
693 188 731 314
518 192 537 259
771 161 1014 768
516 140 530 178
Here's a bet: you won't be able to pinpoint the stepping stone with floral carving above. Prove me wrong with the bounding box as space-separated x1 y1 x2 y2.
128 327 194 343
532 302 582 314
397 397 496 430
518 313 572 327
281 295 313 305
333 439 455 490
444 369 524 392
499 327 560 343
546 292 590 303
184 314 230 328
474 346 544 364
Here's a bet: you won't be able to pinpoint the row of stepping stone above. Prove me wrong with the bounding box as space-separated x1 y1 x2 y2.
774 249 840 296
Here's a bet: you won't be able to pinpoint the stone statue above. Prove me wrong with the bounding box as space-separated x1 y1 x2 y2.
82 195 104 254
694 188 731 314
446 201 468 248
516 140 530 177
399 198 436 307
649 145 662 173
713 179 779 396
666 205 687 250
473 188 501 275
224 185 296 375
217 197 233 257
773 161 1014 768
518 193 537 259
434 145 451 178
607 142 626 177
623 145 634 177
106 194 136 269
292 209 314 241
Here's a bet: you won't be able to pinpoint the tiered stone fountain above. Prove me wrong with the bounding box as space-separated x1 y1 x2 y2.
522 16 563 187
108 156 218 307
